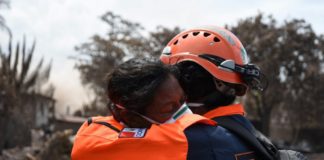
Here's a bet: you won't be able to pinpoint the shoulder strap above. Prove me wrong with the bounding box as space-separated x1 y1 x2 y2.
213 116 274 160
88 117 121 133
93 121 121 133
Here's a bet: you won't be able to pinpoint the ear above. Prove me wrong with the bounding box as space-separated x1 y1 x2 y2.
214 79 236 96
214 79 226 90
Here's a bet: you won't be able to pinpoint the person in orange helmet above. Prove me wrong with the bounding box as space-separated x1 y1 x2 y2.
160 26 308 160
71 57 260 160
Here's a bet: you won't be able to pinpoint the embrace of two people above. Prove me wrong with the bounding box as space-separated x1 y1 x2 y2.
71 26 307 160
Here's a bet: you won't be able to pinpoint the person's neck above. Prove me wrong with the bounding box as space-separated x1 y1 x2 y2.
191 107 209 115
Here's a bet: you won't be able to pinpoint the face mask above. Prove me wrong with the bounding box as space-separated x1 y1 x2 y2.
163 103 193 124
115 103 192 125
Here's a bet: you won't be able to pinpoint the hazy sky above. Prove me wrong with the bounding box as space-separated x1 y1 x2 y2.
1 0 323 114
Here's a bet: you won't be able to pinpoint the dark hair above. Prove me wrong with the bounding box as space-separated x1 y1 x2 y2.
107 57 179 114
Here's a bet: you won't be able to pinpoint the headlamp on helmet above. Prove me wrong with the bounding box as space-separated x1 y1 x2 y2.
199 54 267 91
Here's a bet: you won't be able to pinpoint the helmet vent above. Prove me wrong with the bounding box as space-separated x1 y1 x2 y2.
193 32 200 36
213 37 220 42
203 32 211 37
182 34 188 39
173 40 179 45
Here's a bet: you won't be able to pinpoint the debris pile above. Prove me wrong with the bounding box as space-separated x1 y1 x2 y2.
0 130 73 160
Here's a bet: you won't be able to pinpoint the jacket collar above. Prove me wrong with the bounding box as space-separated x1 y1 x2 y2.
203 103 245 119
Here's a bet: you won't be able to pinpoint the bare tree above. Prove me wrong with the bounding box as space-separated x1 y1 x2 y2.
230 14 324 139
148 26 181 57
73 11 179 116
0 0 11 36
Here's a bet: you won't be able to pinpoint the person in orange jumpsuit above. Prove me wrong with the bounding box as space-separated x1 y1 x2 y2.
71 57 259 160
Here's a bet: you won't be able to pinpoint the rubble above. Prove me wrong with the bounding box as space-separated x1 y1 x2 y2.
37 130 73 160
1 147 36 160
0 130 73 160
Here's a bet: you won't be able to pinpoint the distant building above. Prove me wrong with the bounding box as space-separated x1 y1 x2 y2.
0 93 56 151
54 114 86 134
20 93 56 129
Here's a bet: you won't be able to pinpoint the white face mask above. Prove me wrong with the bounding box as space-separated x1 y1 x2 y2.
115 103 193 125
162 103 193 124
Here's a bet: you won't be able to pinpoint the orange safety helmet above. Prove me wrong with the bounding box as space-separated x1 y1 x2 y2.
160 26 264 91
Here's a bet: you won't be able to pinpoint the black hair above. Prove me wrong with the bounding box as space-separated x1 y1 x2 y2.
106 57 179 115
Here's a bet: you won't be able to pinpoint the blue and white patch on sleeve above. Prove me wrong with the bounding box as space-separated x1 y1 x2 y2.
119 128 147 138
